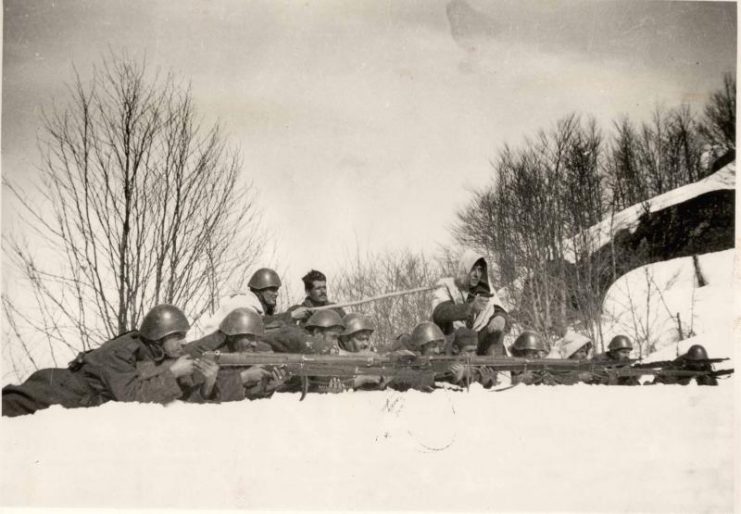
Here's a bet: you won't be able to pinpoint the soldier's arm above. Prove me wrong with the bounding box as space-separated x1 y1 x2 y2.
183 332 226 357
432 301 473 324
102 350 183 404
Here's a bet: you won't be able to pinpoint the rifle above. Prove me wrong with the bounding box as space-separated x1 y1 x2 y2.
201 352 735 399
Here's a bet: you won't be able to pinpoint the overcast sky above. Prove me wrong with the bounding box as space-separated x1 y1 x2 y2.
2 0 737 300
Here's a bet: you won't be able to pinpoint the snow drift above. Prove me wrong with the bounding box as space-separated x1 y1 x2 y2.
0 380 734 512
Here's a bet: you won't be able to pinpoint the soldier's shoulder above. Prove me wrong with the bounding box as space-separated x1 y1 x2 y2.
96 331 143 352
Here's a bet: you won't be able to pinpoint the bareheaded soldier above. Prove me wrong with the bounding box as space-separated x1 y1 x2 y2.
288 269 346 325
2 304 214 417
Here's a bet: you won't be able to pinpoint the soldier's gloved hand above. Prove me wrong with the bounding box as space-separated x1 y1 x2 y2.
290 307 312 321
449 363 466 383
327 377 346 394
169 355 195 378
240 366 271 386
479 366 497 387
576 371 594 383
194 359 219 384
265 367 288 390
471 295 489 315
486 315 506 334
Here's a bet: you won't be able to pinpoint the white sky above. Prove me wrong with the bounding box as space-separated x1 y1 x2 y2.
1 0 737 301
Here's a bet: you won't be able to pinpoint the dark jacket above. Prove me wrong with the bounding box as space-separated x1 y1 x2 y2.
592 353 641 386
287 298 347 327
432 298 509 336
2 331 183 417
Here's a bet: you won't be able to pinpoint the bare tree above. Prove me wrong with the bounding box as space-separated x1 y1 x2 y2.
333 249 441 351
3 54 265 378
699 72 736 151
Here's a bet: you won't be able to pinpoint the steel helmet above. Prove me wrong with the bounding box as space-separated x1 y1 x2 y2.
608 335 633 351
512 331 547 353
139 304 190 342
219 308 265 337
684 344 709 361
410 322 445 349
305 310 344 330
341 313 375 337
248 268 282 290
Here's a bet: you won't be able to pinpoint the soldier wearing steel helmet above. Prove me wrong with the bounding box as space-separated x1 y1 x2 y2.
594 335 640 385
2 304 211 417
339 313 375 353
652 344 719 386
509 331 558 385
199 267 311 336
444 328 498 388
287 270 346 326
185 308 289 400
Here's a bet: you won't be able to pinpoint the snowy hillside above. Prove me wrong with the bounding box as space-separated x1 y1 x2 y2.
600 248 735 361
0 382 734 512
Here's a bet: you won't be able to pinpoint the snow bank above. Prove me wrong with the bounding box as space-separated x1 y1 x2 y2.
564 162 735 263
1 383 734 512
600 249 735 360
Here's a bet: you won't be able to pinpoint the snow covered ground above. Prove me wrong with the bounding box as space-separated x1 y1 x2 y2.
1 380 735 512
600 248 735 361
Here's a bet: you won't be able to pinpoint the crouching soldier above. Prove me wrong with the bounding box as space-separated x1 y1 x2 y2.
445 328 498 388
188 308 288 401
200 268 312 336
431 250 510 357
2 304 211 417
652 344 719 386
509 331 557 385
594 335 640 386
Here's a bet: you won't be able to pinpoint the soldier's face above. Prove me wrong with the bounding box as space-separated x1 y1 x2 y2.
349 331 372 352
420 340 443 356
162 333 186 358
572 345 591 360
320 328 342 352
259 287 279 307
452 343 477 355
229 334 258 353
469 264 484 287
611 348 632 361
520 349 545 359
308 281 328 303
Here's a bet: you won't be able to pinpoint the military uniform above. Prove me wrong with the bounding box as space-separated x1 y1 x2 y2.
287 298 346 326
2 331 184 417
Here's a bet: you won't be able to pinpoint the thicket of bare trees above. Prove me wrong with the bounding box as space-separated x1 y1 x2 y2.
3 55 265 378
454 73 736 351
333 249 442 351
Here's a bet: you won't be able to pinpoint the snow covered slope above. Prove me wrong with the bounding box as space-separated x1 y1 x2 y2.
0 383 734 512
600 248 735 360
564 162 735 263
